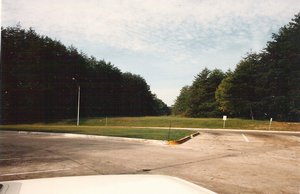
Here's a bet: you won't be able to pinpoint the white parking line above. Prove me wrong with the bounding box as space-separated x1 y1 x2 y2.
0 168 70 176
0 156 54 161
0 158 21 161
242 134 249 142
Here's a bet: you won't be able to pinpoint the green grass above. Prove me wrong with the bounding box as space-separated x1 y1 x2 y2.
0 125 193 141
1 116 299 141
50 116 299 131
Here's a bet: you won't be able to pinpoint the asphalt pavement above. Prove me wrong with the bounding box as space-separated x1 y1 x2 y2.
0 130 299 194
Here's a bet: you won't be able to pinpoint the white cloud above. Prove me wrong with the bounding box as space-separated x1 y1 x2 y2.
2 0 300 105
4 0 299 53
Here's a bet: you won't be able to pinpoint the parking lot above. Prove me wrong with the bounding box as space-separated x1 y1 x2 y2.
0 130 299 193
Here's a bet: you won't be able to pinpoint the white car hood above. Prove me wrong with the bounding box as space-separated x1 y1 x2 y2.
0 175 216 194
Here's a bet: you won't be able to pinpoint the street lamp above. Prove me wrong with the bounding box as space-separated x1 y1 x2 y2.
72 77 80 126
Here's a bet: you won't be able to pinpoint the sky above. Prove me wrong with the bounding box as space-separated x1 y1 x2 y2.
2 0 300 106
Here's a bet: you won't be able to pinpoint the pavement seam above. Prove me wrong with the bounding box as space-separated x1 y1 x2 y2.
142 153 236 172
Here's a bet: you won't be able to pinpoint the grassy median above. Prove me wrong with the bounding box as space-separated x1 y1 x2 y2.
1 116 299 140
0 125 194 141
51 116 300 131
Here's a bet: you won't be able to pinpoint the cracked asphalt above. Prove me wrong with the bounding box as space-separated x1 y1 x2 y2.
0 131 299 193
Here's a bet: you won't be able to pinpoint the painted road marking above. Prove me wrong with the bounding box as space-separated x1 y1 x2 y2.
242 134 249 142
0 168 70 176
0 157 43 161
0 156 60 161
0 158 22 161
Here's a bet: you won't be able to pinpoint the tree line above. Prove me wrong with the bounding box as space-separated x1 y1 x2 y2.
1 25 170 123
173 13 300 122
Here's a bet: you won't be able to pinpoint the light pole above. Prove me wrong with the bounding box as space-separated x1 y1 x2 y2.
72 78 80 126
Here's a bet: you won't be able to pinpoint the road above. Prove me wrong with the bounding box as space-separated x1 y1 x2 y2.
130 126 300 136
0 131 299 193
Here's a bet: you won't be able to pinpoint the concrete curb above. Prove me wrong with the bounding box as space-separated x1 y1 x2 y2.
2 130 200 146
1 130 167 146
168 131 200 145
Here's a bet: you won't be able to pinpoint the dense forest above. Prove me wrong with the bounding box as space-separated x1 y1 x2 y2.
1 25 170 123
173 13 300 122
